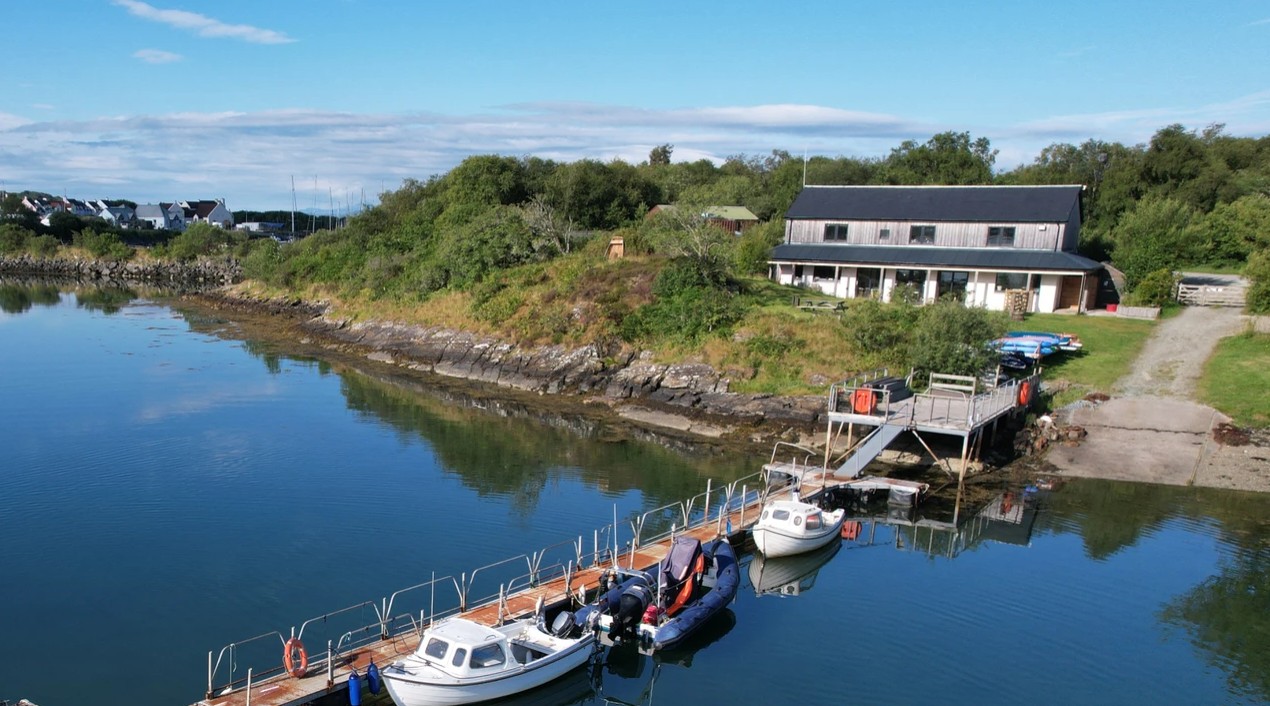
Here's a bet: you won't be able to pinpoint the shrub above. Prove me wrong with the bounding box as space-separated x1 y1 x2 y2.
72 228 134 260
1124 268 1179 307
27 235 60 257
0 224 35 254
1246 249 1270 314
907 299 1008 380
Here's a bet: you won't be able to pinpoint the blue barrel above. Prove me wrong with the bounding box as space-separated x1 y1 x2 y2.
348 669 362 706
366 661 382 695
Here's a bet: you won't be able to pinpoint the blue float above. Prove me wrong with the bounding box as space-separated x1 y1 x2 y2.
348 668 362 706
366 661 382 695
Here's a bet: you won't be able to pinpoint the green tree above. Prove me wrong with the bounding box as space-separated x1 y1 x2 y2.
882 131 997 185
649 144 673 166
907 299 1007 380
1194 194 1270 265
1110 196 1199 291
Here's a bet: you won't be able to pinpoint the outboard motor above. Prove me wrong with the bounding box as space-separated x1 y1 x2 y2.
551 610 581 639
611 582 653 641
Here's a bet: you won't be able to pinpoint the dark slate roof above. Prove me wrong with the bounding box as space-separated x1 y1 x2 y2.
770 244 1103 272
786 185 1082 222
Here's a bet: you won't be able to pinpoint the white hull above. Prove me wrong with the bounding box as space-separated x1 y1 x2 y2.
383 637 594 706
752 511 845 558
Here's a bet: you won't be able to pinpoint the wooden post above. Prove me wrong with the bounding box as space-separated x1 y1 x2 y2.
952 432 970 525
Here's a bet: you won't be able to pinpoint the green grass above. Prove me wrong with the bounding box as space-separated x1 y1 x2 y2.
1198 332 1270 428
1019 313 1157 406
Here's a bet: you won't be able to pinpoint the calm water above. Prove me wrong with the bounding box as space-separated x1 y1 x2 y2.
1 281 1268 706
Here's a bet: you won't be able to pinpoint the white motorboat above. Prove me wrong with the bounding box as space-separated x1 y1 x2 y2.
750 499 846 558
749 536 841 597
381 613 596 706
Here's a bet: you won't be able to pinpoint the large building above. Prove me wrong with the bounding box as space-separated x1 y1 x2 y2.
769 185 1103 313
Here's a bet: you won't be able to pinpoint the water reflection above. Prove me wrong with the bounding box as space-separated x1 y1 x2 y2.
1161 548 1270 701
747 539 841 597
0 281 62 313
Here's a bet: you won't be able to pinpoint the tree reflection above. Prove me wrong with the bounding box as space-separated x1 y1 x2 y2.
75 286 137 314
0 282 61 314
1040 478 1270 700
1161 549 1270 701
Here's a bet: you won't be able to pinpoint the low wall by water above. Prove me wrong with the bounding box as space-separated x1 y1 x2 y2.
0 254 241 285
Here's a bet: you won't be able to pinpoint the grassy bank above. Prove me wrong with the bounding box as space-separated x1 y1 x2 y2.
1022 312 1157 407
1199 332 1270 428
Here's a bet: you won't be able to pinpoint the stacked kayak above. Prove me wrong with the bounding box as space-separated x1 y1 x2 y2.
992 331 1083 362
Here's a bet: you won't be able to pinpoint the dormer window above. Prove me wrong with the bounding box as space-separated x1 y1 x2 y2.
823 223 849 242
987 226 1016 247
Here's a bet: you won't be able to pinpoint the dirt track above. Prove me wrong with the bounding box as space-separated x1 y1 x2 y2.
1046 301 1270 492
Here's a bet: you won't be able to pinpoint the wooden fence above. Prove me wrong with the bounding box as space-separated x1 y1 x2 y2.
1176 283 1246 307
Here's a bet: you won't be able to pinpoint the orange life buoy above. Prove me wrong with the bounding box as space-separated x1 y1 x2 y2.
1017 381 1032 407
852 388 876 414
284 637 308 678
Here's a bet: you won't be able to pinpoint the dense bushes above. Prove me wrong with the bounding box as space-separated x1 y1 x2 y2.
1246 250 1270 314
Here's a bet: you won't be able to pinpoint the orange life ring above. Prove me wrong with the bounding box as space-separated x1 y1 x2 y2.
284 637 308 678
1017 381 1032 407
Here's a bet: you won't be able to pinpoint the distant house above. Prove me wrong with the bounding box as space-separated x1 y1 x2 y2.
180 199 233 229
647 204 760 235
135 203 187 231
97 204 135 226
769 185 1102 314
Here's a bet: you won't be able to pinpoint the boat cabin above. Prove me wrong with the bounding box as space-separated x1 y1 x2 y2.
761 500 830 532
415 619 549 675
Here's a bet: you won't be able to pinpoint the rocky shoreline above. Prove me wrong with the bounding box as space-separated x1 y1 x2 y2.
188 288 830 445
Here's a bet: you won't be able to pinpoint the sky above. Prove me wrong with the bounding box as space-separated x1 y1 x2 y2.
1 0 1268 211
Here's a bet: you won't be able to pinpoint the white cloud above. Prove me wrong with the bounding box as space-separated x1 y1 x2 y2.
132 48 183 64
2 96 1267 209
113 0 295 44
32 103 55 111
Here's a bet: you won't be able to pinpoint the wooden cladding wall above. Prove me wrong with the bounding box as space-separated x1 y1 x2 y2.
785 219 1067 250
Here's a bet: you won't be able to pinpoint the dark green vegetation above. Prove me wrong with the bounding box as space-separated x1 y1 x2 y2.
4 125 1270 393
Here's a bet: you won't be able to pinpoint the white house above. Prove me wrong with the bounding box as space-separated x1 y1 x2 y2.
180 199 233 229
135 202 187 231
769 185 1102 314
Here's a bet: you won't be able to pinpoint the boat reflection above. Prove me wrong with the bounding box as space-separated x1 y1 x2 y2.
598 609 736 704
747 538 842 598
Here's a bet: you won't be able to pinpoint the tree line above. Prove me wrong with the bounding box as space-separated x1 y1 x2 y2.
3 123 1269 313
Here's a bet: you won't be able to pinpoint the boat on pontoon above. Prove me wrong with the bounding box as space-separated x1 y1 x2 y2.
381 610 597 706
577 537 738 655
750 498 846 558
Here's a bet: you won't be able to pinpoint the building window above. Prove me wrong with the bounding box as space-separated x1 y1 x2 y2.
879 228 890 241
812 266 836 280
995 272 1028 291
909 225 935 244
987 226 1016 247
823 223 849 241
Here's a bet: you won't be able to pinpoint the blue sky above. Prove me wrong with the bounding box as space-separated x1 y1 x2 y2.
1 0 1268 210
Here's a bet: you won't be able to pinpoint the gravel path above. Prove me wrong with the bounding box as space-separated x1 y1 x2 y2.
1114 306 1246 397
